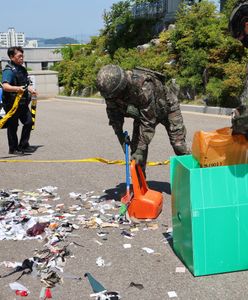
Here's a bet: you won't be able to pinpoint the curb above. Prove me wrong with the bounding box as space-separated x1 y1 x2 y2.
55 96 233 116
180 104 233 116
56 95 105 105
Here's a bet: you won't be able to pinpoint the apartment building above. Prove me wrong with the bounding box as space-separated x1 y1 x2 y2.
0 28 25 47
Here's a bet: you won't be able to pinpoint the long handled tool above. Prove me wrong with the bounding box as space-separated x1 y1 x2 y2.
119 131 133 218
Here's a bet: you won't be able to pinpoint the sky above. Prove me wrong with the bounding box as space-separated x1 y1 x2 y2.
0 0 119 40
1 0 220 41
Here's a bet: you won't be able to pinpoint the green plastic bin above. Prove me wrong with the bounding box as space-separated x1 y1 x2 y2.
170 154 248 276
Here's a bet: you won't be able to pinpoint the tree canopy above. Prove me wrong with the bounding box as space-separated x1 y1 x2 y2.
52 0 248 107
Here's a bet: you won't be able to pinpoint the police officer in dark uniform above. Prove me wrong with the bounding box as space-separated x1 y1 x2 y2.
2 46 37 154
96 64 189 171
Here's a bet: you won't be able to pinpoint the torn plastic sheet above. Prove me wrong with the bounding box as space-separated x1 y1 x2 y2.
84 273 121 299
9 282 30 295
0 261 22 269
0 258 34 279
85 272 106 293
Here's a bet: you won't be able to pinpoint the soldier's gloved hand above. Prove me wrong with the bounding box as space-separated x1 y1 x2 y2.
131 149 145 165
173 142 190 155
232 105 248 137
117 132 130 153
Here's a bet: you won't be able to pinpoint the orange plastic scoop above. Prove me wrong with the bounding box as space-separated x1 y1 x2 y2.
127 160 163 219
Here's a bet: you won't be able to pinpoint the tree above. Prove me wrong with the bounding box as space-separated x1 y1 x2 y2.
102 0 159 56
170 1 247 106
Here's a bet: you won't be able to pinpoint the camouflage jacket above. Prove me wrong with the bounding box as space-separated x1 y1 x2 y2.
106 69 178 151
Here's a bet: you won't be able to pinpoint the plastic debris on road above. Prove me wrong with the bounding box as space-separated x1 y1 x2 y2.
142 247 155 254
0 186 161 298
85 272 121 299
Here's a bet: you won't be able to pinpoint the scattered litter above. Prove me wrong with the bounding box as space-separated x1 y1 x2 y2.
128 282 144 290
90 195 101 199
39 287 52 299
176 267 186 273
1 258 34 279
85 272 106 293
69 192 82 200
9 282 29 296
142 247 155 254
96 257 105 267
143 223 159 231
168 291 178 298
0 186 163 297
97 231 109 237
85 273 121 299
37 186 58 195
130 227 139 233
27 222 50 236
121 230 133 239
0 261 22 268
96 257 111 267
94 239 103 246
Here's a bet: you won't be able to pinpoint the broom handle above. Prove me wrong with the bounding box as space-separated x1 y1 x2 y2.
124 131 130 195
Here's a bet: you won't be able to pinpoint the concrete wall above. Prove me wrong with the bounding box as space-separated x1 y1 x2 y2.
28 70 59 98
0 47 62 71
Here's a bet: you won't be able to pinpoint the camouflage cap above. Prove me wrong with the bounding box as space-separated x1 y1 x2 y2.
96 65 128 99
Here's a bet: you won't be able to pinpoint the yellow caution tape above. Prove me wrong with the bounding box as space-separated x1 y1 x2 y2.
31 98 37 130
0 91 24 129
0 157 170 166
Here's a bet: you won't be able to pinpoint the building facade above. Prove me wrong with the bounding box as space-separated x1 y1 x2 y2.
0 28 25 47
132 0 222 25
0 47 62 71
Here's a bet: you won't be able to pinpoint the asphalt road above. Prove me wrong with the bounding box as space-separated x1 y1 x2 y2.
1 98 246 300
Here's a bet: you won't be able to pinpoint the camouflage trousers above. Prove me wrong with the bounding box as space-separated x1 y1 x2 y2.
130 107 188 170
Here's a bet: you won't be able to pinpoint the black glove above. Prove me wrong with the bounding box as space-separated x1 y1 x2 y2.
117 132 130 153
131 149 145 165
232 105 248 137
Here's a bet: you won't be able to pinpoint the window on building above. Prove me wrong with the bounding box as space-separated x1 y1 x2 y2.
41 62 48 70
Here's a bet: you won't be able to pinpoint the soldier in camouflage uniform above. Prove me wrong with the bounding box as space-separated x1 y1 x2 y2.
229 1 248 137
96 65 188 170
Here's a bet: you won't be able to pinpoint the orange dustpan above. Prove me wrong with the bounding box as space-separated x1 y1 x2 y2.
127 160 163 219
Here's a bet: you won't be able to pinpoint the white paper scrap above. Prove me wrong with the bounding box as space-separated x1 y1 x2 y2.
142 247 154 254
168 291 178 298
176 267 186 273
96 257 105 267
